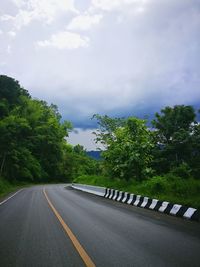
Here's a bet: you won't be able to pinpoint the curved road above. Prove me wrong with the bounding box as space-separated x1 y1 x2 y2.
0 185 200 267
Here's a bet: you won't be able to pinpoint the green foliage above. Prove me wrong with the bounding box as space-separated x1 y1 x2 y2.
0 176 31 197
0 75 72 182
0 177 14 196
152 105 196 143
151 105 197 173
93 115 154 180
0 75 30 118
92 114 125 148
171 162 192 179
73 144 86 155
61 144 101 181
1 73 200 211
189 122 200 178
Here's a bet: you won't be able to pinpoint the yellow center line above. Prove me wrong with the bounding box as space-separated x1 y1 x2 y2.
43 188 96 267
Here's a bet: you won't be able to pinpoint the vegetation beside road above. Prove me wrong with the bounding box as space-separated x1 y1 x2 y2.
0 75 99 184
1 75 200 209
0 177 29 199
75 106 200 209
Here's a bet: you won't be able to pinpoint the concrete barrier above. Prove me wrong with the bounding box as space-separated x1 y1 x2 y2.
71 183 106 197
70 183 200 221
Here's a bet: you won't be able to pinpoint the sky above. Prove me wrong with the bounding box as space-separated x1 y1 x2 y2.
0 0 200 150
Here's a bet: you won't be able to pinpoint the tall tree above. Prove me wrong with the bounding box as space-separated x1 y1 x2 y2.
93 115 154 180
0 75 72 182
0 75 29 118
152 105 196 172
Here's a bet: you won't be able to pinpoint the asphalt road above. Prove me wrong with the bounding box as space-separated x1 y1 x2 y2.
0 185 200 267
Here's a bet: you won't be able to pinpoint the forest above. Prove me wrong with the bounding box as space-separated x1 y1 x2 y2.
0 75 99 185
0 75 200 208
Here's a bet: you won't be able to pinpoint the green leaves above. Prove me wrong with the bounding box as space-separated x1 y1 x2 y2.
93 115 154 181
152 105 200 177
93 106 200 181
0 75 72 182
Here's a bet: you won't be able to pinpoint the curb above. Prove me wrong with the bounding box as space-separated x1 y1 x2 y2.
104 188 200 221
71 184 200 222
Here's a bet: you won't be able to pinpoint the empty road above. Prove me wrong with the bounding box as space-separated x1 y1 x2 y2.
0 185 200 267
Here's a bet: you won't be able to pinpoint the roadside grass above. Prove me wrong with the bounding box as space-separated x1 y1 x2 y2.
73 174 200 209
0 177 31 199
0 177 70 200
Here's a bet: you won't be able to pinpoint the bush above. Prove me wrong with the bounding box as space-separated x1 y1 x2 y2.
171 162 192 179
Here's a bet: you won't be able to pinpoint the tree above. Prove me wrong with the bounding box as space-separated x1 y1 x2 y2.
92 114 125 148
0 114 40 181
152 105 197 173
189 120 200 178
73 144 86 155
0 75 72 182
59 144 101 181
93 115 154 180
0 75 29 118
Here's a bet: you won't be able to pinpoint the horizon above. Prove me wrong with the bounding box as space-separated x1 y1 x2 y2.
1 0 200 149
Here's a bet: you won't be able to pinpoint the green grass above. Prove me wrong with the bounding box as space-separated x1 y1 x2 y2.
0 177 31 199
74 174 200 209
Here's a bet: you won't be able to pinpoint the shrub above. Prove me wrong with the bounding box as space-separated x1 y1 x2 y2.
171 162 192 179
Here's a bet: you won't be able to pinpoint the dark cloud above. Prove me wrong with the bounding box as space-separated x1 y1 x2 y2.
0 0 200 141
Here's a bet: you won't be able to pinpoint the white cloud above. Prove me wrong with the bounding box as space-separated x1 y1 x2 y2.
0 0 200 139
26 0 79 23
91 0 148 11
91 0 123 11
68 128 103 150
37 31 89 49
1 0 78 31
7 45 12 54
8 31 17 37
12 0 27 8
12 0 78 14
67 14 103 31
0 30 3 35
1 14 14 21
1 10 34 31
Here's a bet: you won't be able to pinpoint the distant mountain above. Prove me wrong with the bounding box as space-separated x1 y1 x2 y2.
86 150 102 160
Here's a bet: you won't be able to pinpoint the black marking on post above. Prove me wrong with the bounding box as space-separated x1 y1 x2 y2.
130 194 137 205
104 188 108 198
119 192 125 202
124 193 130 203
191 210 200 221
137 196 144 207
111 189 116 199
176 206 188 217
154 201 162 211
106 188 111 198
145 198 153 209
114 190 120 200
164 203 174 214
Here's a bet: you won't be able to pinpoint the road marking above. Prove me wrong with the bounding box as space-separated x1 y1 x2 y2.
0 189 23 206
43 188 96 267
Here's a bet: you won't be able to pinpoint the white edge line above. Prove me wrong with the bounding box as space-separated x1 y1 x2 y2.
0 189 23 205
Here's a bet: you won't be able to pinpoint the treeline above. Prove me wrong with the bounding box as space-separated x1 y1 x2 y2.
1 74 200 188
0 75 98 183
93 105 200 181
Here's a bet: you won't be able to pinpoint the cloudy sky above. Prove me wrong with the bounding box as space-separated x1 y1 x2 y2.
0 0 200 149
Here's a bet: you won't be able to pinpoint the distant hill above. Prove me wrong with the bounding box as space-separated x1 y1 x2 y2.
86 150 102 160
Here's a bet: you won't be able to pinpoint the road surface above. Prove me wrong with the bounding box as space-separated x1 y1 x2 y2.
0 184 200 267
